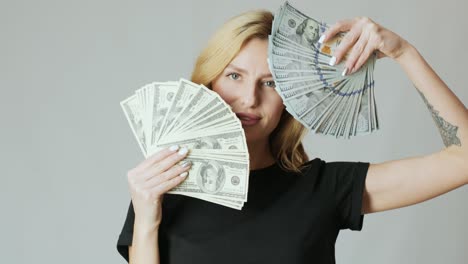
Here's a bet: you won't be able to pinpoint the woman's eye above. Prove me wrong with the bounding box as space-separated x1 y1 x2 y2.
228 73 240 80
264 80 276 88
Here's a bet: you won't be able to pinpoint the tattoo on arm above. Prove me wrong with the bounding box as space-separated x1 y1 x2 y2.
417 89 461 147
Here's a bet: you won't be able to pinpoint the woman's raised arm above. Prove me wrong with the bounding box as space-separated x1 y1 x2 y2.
321 17 468 214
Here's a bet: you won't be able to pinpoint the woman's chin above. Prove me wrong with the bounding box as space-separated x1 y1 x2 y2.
245 134 268 145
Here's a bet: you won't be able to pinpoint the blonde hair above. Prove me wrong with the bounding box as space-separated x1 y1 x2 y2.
191 10 309 173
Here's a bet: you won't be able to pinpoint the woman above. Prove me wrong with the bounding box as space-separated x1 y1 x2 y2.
117 10 468 264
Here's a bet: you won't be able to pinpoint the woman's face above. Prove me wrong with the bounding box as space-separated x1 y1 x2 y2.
211 38 284 143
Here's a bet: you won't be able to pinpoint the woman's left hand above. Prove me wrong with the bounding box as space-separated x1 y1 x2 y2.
321 17 410 75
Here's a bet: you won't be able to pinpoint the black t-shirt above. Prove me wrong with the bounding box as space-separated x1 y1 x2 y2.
116 157 370 264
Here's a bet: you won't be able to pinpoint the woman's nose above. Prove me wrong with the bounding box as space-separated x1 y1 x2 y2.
241 81 259 107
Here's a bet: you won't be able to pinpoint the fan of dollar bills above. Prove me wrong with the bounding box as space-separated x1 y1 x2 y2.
268 2 379 138
120 79 250 210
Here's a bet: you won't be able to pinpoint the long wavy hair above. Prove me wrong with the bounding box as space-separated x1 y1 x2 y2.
191 10 309 172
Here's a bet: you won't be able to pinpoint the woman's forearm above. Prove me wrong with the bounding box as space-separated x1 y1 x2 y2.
396 43 468 151
129 221 160 264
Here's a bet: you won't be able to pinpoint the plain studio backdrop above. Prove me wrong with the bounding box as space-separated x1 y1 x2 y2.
1 0 467 263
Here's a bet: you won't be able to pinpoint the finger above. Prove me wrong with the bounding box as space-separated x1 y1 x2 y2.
350 42 375 75
143 160 192 189
321 19 353 43
149 171 189 198
342 31 369 73
136 145 180 171
332 26 362 65
141 147 189 181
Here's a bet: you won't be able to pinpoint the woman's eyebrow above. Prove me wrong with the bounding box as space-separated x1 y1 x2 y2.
259 73 273 79
225 64 247 74
226 64 272 78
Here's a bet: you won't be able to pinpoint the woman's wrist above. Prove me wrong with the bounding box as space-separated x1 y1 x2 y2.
134 218 160 235
394 40 418 65
133 225 159 244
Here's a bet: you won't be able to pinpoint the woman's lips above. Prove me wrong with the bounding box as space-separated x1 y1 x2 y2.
235 112 261 126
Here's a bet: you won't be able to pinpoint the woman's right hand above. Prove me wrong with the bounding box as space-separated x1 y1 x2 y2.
126 145 191 229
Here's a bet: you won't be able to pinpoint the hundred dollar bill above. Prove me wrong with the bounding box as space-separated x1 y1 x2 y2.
188 152 249 163
267 1 378 138
120 94 147 156
169 157 249 202
171 98 225 134
182 193 244 210
162 110 241 142
156 130 247 151
121 78 250 209
157 79 199 142
163 83 215 136
148 82 178 148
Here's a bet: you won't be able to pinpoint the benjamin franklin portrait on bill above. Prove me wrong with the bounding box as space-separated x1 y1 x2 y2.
197 161 226 194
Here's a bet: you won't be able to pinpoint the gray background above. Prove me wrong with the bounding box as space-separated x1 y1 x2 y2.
2 0 467 263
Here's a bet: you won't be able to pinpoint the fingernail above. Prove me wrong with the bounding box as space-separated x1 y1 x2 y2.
341 67 348 76
180 160 192 167
178 147 188 156
318 35 325 44
329 56 336 66
169 145 179 151
179 172 188 177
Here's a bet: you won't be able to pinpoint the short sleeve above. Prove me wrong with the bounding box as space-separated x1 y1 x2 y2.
116 201 135 262
324 161 370 231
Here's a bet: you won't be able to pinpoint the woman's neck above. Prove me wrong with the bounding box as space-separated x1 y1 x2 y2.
247 138 276 170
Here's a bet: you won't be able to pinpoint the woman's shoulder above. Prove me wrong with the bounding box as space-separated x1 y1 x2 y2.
295 158 370 200
298 157 323 174
299 157 370 177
